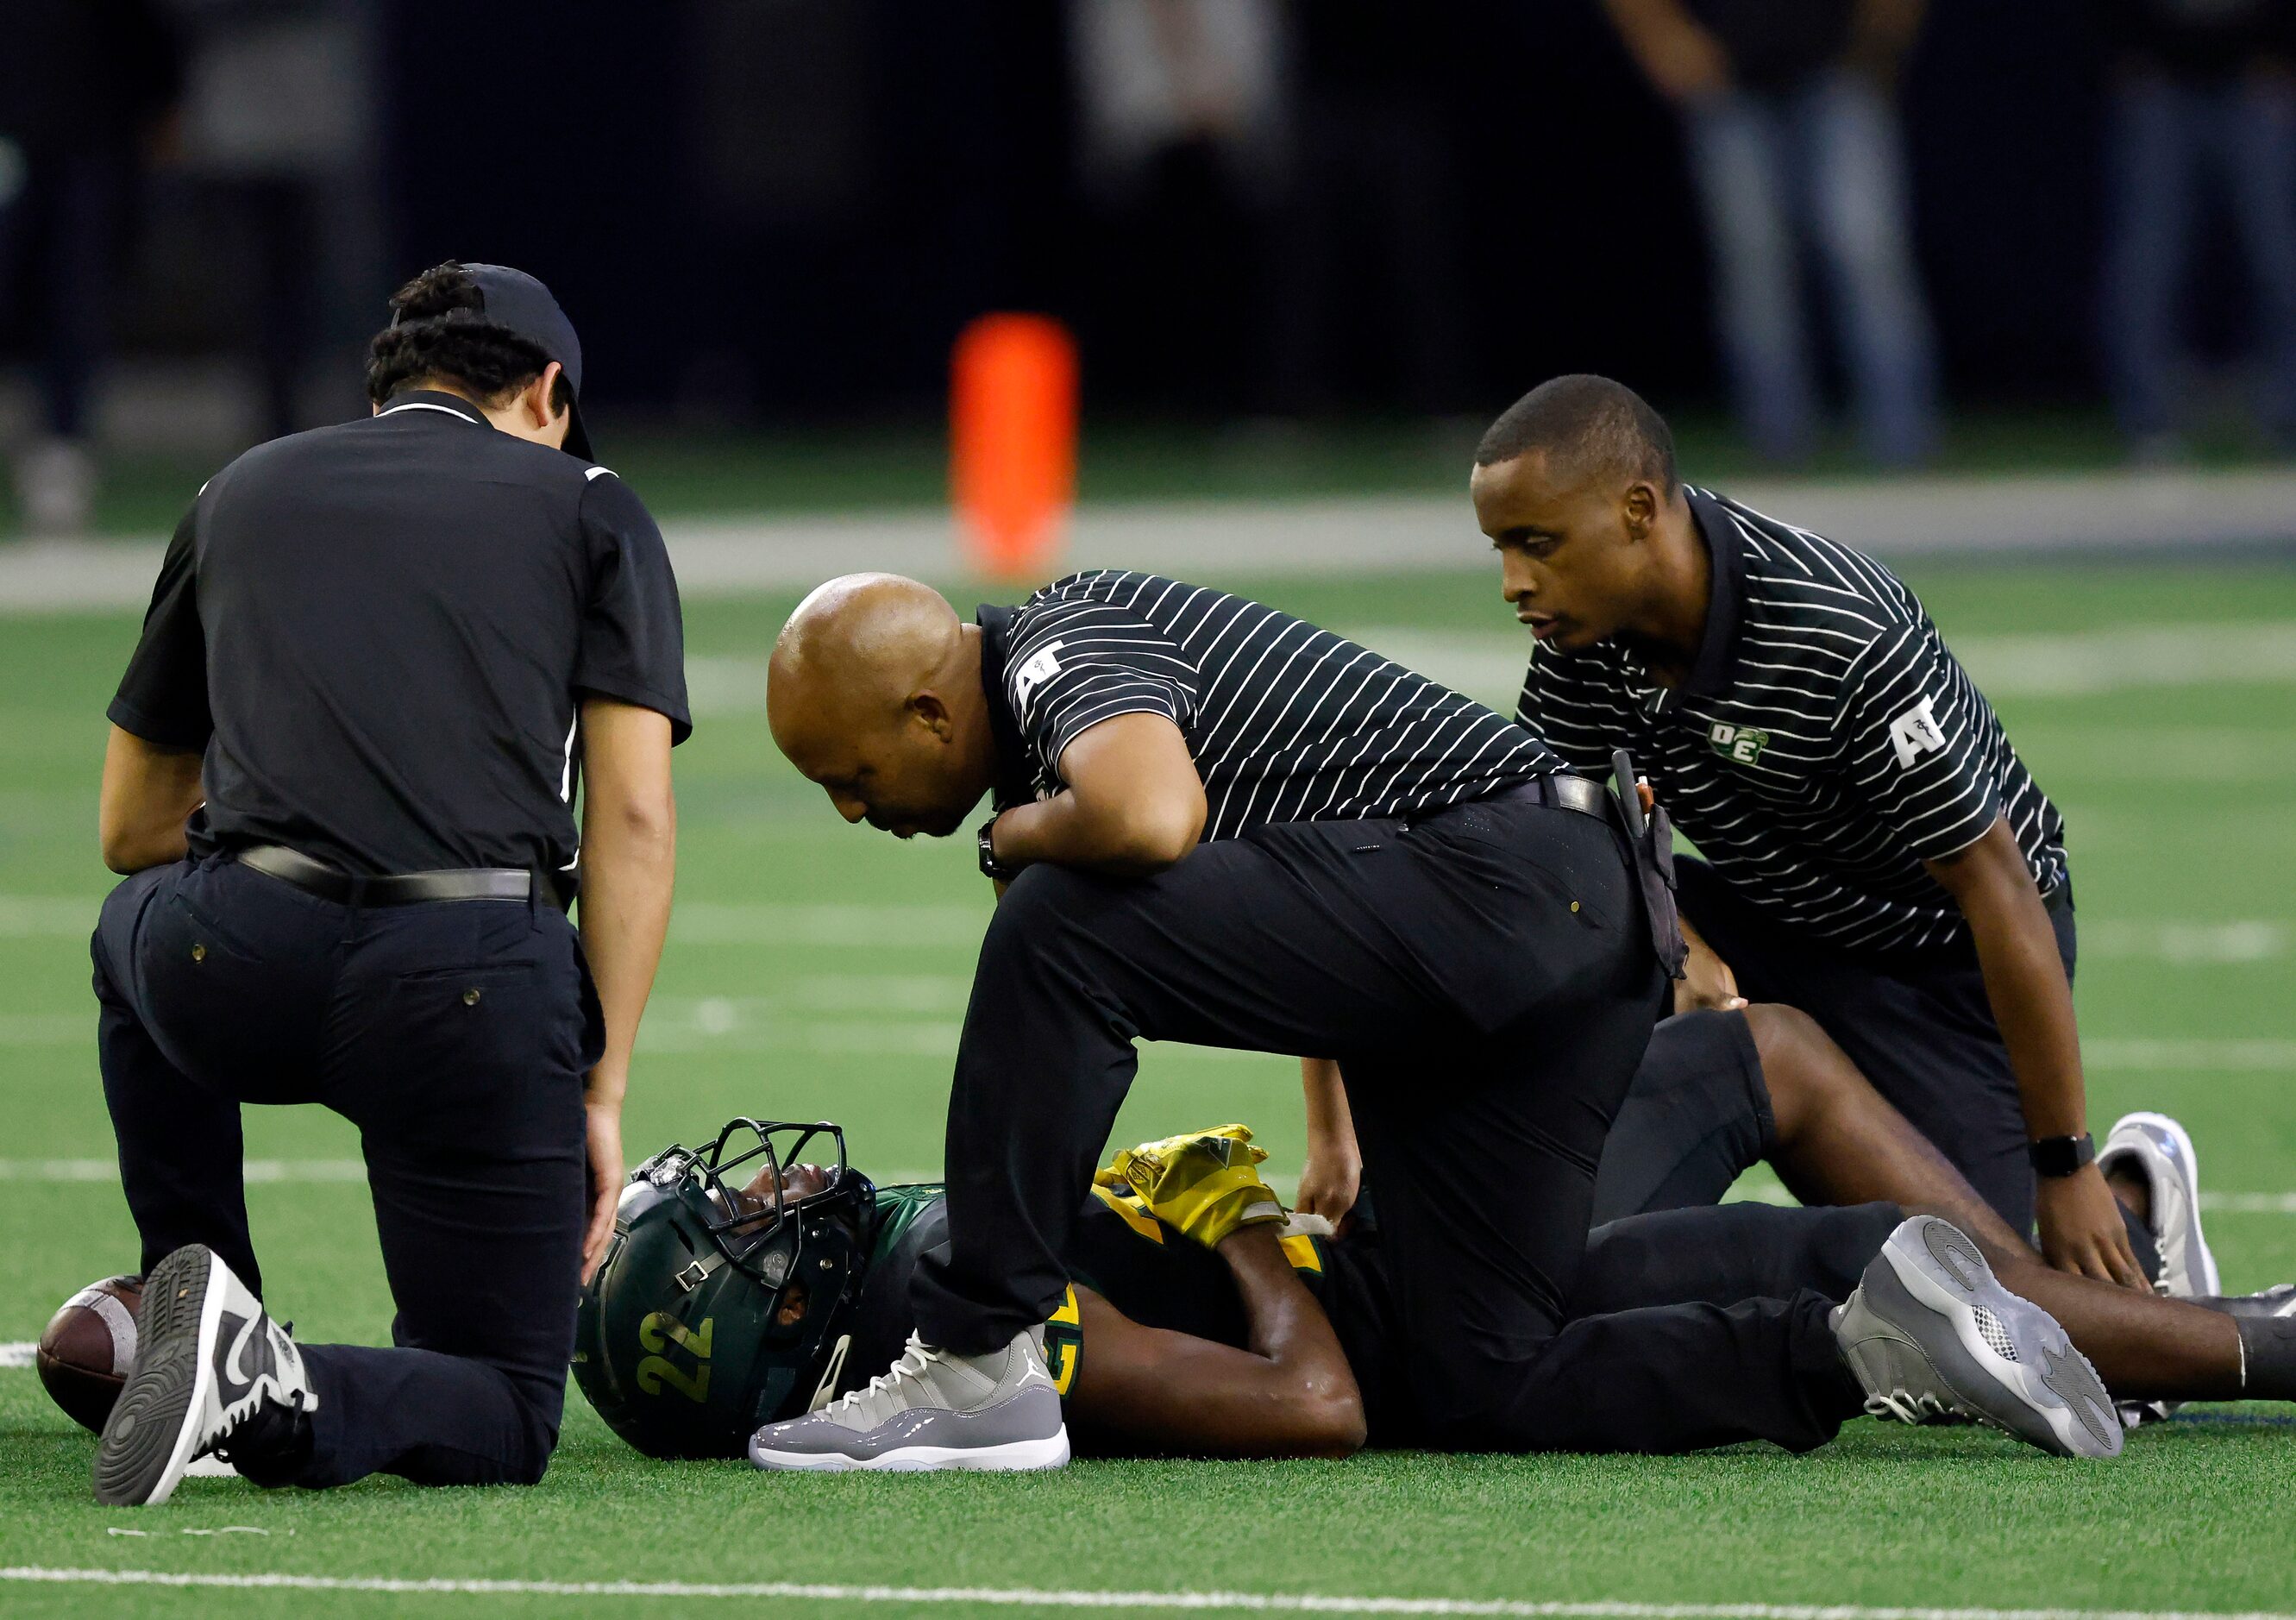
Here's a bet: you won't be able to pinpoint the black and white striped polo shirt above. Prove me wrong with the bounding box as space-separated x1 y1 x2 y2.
981 570 1555 841
1515 488 2066 953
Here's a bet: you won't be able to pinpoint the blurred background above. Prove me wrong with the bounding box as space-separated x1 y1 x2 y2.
4 0 2296 542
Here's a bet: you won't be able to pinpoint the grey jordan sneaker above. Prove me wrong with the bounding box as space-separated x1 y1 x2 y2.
93 1245 318 1505
2100 1112 2221 1429
748 1327 1069 1472
1833 1215 2122 1460
2099 1112 2222 1299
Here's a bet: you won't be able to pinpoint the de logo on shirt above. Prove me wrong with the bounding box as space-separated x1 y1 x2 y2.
1708 721 1770 766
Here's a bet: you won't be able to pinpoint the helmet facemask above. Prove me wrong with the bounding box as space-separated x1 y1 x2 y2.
575 1119 880 1458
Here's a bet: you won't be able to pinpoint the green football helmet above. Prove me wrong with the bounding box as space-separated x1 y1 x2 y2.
573 1119 876 1459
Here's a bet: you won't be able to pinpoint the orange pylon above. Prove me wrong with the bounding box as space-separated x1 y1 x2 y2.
950 313 1077 581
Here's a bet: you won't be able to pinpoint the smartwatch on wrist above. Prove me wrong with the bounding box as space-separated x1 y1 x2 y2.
976 815 1018 882
2027 1133 2096 1178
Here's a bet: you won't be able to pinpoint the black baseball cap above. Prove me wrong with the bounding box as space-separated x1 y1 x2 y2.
442 262 596 462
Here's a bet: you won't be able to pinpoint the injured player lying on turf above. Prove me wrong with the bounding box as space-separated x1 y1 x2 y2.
565 1013 2296 1469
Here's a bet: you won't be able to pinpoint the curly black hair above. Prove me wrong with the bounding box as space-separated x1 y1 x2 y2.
365 261 576 413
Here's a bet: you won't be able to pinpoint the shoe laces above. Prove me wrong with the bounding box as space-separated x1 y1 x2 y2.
209 1388 311 1464
1864 1389 1974 1426
818 1335 938 1420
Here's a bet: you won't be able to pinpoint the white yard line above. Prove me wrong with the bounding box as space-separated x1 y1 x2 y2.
2077 922 2287 964
0 1572 2291 1620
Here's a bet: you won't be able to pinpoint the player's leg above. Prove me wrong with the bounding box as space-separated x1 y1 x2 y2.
90 859 348 1504
91 866 261 1292
1745 1002 2028 1253
1674 857 2040 1228
286 899 596 1487
1577 1202 1906 1317
1589 1008 1779 1223
1672 859 2169 1279
1942 1224 2259 1405
911 810 1631 1355
1344 1011 1889 1455
1588 1002 2020 1253
1575 1198 2268 1410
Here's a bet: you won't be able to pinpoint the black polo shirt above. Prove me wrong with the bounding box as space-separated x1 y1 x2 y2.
110 391 691 878
976 570 1554 838
1516 488 2065 954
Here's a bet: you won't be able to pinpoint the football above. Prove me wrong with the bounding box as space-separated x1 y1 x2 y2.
35 1275 142 1435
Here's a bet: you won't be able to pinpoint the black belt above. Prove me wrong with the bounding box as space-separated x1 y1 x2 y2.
1479 761 1690 982
236 845 538 907
1487 773 1619 825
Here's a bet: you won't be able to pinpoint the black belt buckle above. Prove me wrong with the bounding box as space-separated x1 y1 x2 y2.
1610 750 1688 982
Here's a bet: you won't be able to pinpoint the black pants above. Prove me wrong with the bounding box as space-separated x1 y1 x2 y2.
1676 857 2073 1234
91 855 599 1488
1591 1010 1777 1226
912 792 1850 1449
1340 1010 1871 1454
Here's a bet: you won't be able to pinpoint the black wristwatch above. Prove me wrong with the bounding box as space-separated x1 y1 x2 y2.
976 815 1019 882
2028 1133 2097 1178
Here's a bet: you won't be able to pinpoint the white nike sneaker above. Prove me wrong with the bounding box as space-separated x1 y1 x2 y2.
2099 1112 2222 1298
749 1328 1069 1472
93 1246 317 1505
1834 1215 2122 1460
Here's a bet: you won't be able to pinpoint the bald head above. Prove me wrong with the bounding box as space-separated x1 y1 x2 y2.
772 574 963 729
768 574 996 839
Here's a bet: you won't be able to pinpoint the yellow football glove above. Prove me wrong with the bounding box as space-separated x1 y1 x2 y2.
1095 1123 1286 1249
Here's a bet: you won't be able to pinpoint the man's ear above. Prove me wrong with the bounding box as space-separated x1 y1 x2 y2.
524 361 568 432
1621 480 1659 540
911 691 954 740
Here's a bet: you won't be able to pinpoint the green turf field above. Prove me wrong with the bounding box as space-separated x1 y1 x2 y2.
3 562 2294 1618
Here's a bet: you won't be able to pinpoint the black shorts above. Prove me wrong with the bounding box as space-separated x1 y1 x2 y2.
1590 1009 1777 1226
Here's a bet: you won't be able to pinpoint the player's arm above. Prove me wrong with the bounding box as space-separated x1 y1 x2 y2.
1296 1058 1363 1225
575 697 677 1283
103 505 209 872
1925 816 2141 1288
986 713 1207 877
1064 1226 1365 1460
98 725 204 874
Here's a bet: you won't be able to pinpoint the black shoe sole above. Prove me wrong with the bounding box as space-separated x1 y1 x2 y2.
93 1246 214 1506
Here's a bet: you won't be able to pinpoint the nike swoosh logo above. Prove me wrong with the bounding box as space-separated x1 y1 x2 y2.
216 1310 272 1409
806 1334 853 1414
